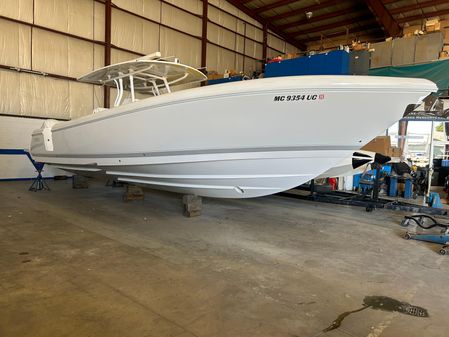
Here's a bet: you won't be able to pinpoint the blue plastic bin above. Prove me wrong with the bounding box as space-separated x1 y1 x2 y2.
265 50 350 78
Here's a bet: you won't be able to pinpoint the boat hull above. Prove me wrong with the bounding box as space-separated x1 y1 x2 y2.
30 75 437 198
50 149 354 198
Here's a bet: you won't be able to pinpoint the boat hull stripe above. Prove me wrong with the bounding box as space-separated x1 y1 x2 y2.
32 145 359 159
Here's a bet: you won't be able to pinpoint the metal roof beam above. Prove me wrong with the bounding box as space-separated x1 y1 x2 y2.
291 15 375 37
265 0 343 22
299 23 380 43
363 0 401 37
254 0 299 14
225 0 305 50
382 0 401 4
276 6 366 31
397 7 449 23
390 0 449 15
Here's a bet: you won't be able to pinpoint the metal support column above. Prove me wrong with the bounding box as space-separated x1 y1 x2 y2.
427 121 435 199
444 122 449 156
201 0 208 70
262 23 267 72
104 0 112 108
398 120 408 153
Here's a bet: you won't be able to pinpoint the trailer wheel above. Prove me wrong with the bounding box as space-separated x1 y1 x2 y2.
400 219 410 227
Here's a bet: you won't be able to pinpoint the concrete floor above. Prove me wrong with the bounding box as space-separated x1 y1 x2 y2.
1 180 448 337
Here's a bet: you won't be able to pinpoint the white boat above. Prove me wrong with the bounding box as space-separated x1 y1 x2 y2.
30 53 437 198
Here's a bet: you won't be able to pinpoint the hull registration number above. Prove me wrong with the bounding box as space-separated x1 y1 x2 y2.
274 94 324 101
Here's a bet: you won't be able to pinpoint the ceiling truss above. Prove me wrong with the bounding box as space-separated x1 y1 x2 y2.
227 0 449 50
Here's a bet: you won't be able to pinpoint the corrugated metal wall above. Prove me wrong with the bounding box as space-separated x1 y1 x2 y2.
0 0 298 120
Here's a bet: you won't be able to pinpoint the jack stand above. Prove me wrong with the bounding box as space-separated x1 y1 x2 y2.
364 162 382 212
182 194 202 217
371 163 381 202
310 179 315 195
401 214 449 255
0 149 53 191
123 184 144 202
29 162 50 192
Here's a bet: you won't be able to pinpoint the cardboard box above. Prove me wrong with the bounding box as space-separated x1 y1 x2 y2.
426 18 441 32
403 24 422 36
361 136 391 156
427 23 441 32
442 27 449 41
207 73 223 80
228 69 239 76
352 43 366 51
439 51 449 59
441 19 449 29
426 18 440 26
391 147 403 158
284 52 301 60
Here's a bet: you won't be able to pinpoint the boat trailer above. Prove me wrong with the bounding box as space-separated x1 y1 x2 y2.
278 187 448 216
279 160 447 216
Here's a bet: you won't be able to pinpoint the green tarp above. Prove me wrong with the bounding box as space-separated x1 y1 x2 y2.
369 59 449 90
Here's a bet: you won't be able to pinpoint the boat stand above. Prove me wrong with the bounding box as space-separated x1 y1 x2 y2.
72 175 89 189
0 149 50 191
29 161 50 192
123 184 144 202
400 214 449 255
182 195 202 217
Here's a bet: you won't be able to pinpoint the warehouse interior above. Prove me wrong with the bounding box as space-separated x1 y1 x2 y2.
2 1 449 336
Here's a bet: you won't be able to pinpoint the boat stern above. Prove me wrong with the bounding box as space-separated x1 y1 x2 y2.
30 119 60 160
